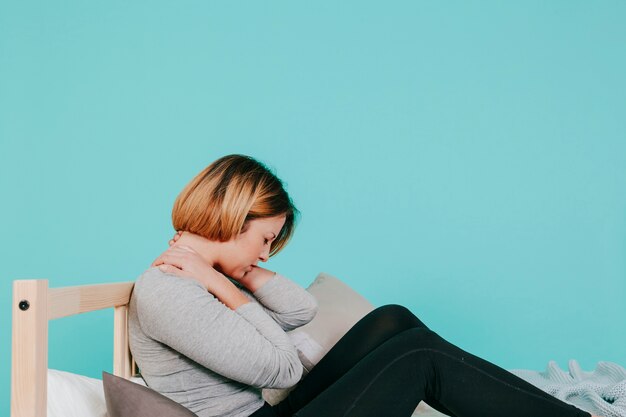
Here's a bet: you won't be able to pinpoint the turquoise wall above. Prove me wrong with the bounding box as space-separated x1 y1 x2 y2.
1 1 625 415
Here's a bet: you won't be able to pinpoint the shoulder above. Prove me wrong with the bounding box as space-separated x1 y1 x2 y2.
131 267 219 332
132 267 207 303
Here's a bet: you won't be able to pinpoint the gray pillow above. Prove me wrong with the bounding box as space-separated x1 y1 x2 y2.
102 371 197 417
288 271 375 370
262 272 375 406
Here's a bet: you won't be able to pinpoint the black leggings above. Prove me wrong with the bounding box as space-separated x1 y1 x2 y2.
250 304 592 417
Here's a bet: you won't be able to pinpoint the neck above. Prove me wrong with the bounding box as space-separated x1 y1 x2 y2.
173 232 221 267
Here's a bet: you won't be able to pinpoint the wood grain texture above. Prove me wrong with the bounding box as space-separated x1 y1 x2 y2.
48 282 134 320
114 305 131 378
11 280 48 417
11 279 136 417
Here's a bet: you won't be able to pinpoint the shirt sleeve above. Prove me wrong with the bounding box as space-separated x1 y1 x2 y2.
234 273 319 332
134 270 303 389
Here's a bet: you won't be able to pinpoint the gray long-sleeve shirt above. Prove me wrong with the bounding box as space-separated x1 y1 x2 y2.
128 266 319 417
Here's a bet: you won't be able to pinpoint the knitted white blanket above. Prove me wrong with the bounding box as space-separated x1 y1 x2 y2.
509 360 626 417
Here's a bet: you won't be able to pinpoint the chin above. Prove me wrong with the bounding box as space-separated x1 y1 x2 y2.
221 264 250 280
225 268 246 280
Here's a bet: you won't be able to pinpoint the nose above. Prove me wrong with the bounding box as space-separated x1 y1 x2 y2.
259 246 270 263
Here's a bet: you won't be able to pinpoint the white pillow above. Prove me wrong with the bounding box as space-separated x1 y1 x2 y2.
47 369 146 417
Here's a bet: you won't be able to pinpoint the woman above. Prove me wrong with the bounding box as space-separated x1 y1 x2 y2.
128 154 599 417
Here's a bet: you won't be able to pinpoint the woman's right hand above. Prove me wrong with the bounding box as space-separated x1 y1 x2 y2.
151 244 224 292
154 232 251 310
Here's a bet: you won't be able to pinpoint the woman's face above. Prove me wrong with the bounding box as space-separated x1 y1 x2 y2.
218 215 286 279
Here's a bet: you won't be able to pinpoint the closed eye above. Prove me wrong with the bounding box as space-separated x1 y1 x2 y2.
264 233 276 245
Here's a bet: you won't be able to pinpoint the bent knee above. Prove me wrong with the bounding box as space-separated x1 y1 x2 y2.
373 304 413 319
368 304 428 333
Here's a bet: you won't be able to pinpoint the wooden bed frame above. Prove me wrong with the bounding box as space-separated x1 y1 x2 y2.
11 279 139 417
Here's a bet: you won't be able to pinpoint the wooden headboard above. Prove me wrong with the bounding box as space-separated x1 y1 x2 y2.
11 279 138 417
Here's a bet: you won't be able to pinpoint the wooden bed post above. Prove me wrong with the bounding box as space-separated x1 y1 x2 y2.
11 278 136 417
113 305 132 378
11 280 48 417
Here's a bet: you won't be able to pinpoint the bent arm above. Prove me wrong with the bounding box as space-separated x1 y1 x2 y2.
135 272 303 389
235 272 319 331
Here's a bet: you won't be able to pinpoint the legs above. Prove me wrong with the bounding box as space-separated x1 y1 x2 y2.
273 304 442 416
271 304 591 417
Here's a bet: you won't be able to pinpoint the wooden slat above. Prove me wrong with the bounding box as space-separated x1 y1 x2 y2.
11 280 48 417
113 305 131 378
48 282 134 320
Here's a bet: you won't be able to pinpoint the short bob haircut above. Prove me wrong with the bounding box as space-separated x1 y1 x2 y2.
172 154 299 257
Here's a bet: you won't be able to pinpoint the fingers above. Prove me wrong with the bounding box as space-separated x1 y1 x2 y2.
168 230 184 246
157 264 183 275
152 253 183 269
150 245 198 268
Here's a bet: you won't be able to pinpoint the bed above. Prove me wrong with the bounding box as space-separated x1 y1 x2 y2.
10 278 138 417
10 276 447 417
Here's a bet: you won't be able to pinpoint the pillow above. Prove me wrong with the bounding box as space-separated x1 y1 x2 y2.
289 271 375 371
102 371 197 417
261 273 448 417
48 369 108 417
47 369 147 417
261 271 375 405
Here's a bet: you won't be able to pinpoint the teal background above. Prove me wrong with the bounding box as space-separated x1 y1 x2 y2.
1 1 625 414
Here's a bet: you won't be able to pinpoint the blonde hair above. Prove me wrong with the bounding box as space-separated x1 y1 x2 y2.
172 154 299 257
